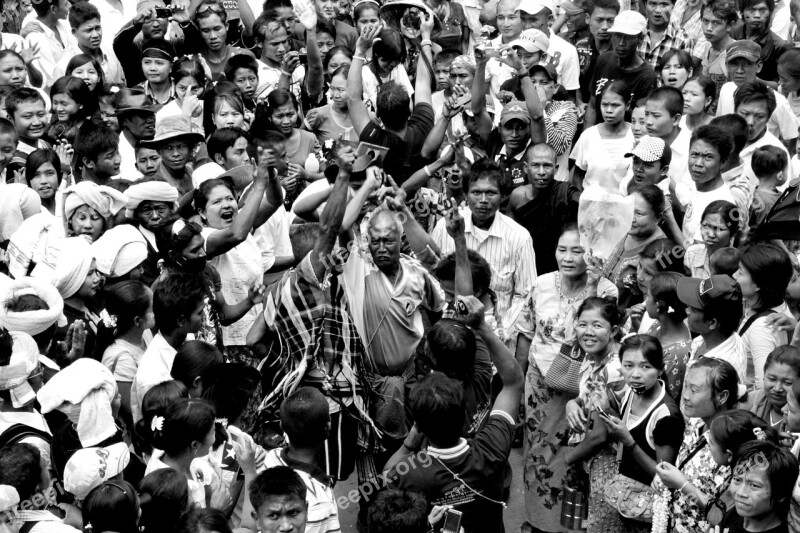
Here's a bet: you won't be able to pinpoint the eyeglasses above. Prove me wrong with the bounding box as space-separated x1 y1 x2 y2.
196 3 224 14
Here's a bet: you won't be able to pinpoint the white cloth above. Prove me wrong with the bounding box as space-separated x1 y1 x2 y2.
37 358 118 447
130 332 176 423
0 184 42 242
6 213 64 280
0 276 66 336
124 181 179 218
689 332 747 383
43 237 95 299
361 63 414 112
546 31 580 91
63 182 127 223
118 134 142 182
89 0 131 48
256 60 305 100
0 331 39 408
91 224 148 278
24 19 77 88
253 205 293 272
570 125 634 193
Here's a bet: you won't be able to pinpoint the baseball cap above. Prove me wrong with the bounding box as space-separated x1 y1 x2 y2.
608 10 646 35
500 100 531 125
518 0 555 15
509 28 550 54
560 0 585 14
625 135 671 165
676 275 742 311
530 62 558 82
726 40 761 63
64 443 131 500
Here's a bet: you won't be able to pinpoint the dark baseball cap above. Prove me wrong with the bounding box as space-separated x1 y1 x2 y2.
676 275 741 310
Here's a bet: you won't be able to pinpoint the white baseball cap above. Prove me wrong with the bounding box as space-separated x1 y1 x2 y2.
518 0 556 15
608 10 647 35
509 28 550 54
64 443 131 500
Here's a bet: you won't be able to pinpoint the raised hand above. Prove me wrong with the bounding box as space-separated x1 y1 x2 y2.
356 23 382 56
445 205 465 238
420 7 435 39
454 295 485 329
170 2 191 24
19 42 40 66
54 141 74 172
59 320 86 362
293 0 317 31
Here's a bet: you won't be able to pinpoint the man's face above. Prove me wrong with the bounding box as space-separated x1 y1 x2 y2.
255 495 307 533
467 177 502 226
743 1 770 33
434 61 452 92
73 18 102 50
524 146 556 189
158 141 191 172
522 10 550 32
90 148 122 177
612 32 640 60
367 215 402 273
217 136 250 169
449 65 474 90
142 11 168 39
232 67 258 100
588 7 616 42
701 8 728 43
726 57 760 86
631 156 666 187
500 118 530 153
136 200 173 231
645 0 673 27
688 138 723 184
12 100 48 140
496 1 523 39
124 112 156 140
565 10 588 32
316 0 336 20
737 99 770 141
197 13 227 52
316 31 335 56
645 99 679 138
262 25 290 65
0 131 17 171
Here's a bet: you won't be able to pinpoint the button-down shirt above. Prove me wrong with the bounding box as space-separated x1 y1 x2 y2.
55 45 125 84
140 80 177 106
494 141 529 188
17 510 80 533
431 206 537 326
637 26 685 69
23 20 76 88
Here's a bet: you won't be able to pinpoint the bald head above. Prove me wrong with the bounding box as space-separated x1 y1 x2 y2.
526 143 557 163
525 143 557 188
368 209 404 236
368 209 403 274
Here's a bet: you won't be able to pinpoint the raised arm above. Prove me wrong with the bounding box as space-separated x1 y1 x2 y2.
415 11 435 107
446 207 473 296
295 1 324 98
470 54 494 142
509 51 545 144
347 24 382 136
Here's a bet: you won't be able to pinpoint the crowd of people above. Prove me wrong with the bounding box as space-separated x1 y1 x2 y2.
0 0 800 530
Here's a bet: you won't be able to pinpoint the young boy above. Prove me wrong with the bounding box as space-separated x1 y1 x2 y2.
225 53 260 104
208 127 251 171
6 87 48 157
261 387 339 533
643 86 691 186
709 246 740 276
693 1 737 99
315 19 336 57
622 135 672 194
135 143 162 180
74 122 121 185
249 466 308 533
0 117 19 182
750 144 788 231
56 1 125 84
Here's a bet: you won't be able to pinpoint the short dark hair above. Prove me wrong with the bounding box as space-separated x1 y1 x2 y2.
649 272 688 320
179 509 233 533
409 372 465 446
739 241 793 310
250 130 287 156
368 490 428 533
464 159 513 197
207 127 249 163
152 272 206 333
0 117 17 139
25 148 62 186
249 466 307 513
376 81 411 131
584 0 621 14
619 334 664 370
194 0 227 24
701 0 739 25
170 340 224 390
224 54 259 80
647 86 684 117
709 246 740 276
75 121 119 167
751 144 788 177
0 443 41 501
68 1 101 29
740 0 774 14
690 124 734 163
709 114 749 155
280 387 330 448
657 50 693 75
6 87 45 118
83 481 140 533
434 49 461 67
641 237 685 275
316 18 337 39
433 249 493 297
427 319 477 381
764 345 800 380
734 81 777 117
139 469 190 533
733 440 798 519
253 9 283 44
373 29 406 64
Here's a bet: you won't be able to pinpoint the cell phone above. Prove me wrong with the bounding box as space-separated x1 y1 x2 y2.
442 509 462 533
155 6 172 18
298 52 308 66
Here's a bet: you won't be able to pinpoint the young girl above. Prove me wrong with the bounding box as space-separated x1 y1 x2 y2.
139 40 174 105
749 346 800 430
83 480 141 533
46 76 94 146
133 379 188 465
681 76 715 132
644 272 692 401
631 98 648 142
721 440 799 533
266 89 323 184
157 58 207 134
203 83 248 137
146 397 217 509
778 48 800 121
362 29 413 112
139 468 191 533
170 340 224 399
66 54 106 97
25 148 66 217
304 65 355 143
658 50 693 90
99 280 154 426
570 79 634 193
683 200 739 278
354 1 380 35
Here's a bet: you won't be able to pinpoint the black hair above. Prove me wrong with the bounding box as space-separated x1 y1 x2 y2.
368 489 429 533
202 362 260 448
354 0 380 21
433 249 492 297
139 469 190 533
701 0 739 25
434 49 461 67
266 88 301 130
376 81 412 131
83 481 140 533
207 126 249 164
410 372 465 447
739 241 793 310
194 177 236 213
68 1 101 29
576 296 624 328
584 0 622 14
686 75 717 108
178 508 233 533
74 121 120 169
778 48 800 78
464 159 513 198
709 114 749 155
133 379 189 457
152 271 207 333
0 116 17 138
171 56 208 89
426 319 477 382
649 272 688 321
6 87 45 118
710 409 780 460
253 9 284 45
740 0 774 13
66 54 107 96
323 46 353 72
641 238 686 275
634 183 667 217
619 334 664 370
710 247 740 277
316 18 337 39
373 29 407 64
249 466 307 513
733 440 799 520
280 387 330 449
657 49 693 75
690 124 734 164
249 130 288 158
202 82 245 136
193 0 228 24
95 280 152 359
764 345 800 380
224 54 259 81
25 148 62 186
647 86 684 117
151 398 216 456
691 356 742 410
701 199 741 243
751 144 788 177
32 0 58 18
0 443 41 501
50 75 95 121
170 340 224 392
599 79 631 111
734 81 778 117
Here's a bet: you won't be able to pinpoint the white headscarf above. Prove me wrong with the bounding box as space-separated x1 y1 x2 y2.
91 225 148 278
6 213 64 280
48 237 95 299
0 276 67 336
0 184 42 242
124 181 179 218
0 331 40 408
63 182 127 223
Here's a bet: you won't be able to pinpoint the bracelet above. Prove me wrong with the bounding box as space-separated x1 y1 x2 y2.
679 481 690 493
424 165 432 177
353 55 367 62
623 440 637 451
280 70 292 77
420 39 433 47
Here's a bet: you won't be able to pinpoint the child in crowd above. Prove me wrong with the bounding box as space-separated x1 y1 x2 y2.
710 246 741 277
750 145 788 234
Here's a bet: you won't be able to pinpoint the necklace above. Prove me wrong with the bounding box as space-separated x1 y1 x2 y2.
556 274 588 318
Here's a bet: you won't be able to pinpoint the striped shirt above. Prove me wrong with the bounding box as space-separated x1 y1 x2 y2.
262 448 341 533
432 207 537 328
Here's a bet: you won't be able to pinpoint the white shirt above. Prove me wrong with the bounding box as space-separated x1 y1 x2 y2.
681 182 735 246
716 81 800 142
361 62 414 113
431 207 537 326
55 45 125 85
253 204 293 272
546 31 580 91
772 0 792 41
690 332 747 384
130 332 177 424
256 59 304 101
23 20 76 88
118 132 143 182
90 0 131 47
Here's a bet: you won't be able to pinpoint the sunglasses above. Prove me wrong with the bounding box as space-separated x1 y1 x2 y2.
196 3 224 14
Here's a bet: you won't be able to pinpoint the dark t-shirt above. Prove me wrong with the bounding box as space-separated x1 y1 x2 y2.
721 509 789 533
730 24 789 83
575 36 598 102
589 52 658 118
485 129 528 189
389 413 514 533
360 102 435 185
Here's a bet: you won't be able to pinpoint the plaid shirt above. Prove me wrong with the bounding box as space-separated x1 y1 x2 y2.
637 28 686 69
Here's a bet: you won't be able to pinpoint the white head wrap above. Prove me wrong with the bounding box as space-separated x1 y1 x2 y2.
91 225 148 278
0 184 42 242
48 237 95 299
6 213 64 280
0 485 19 512
63 182 127 223
37 358 118 447
0 277 67 336
0 331 41 408
124 181 180 218
192 163 225 189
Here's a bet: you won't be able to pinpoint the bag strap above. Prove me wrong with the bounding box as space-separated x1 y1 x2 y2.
678 434 707 470
739 308 777 336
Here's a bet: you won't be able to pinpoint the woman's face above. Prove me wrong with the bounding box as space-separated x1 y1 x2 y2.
763 362 798 411
201 185 238 229
0 56 26 87
783 387 800 431
629 192 660 239
707 429 730 465
575 308 615 357
29 161 59 200
701 213 733 251
356 7 379 33
180 234 207 260
213 100 244 130
689 139 723 186
52 93 80 123
660 55 691 88
329 73 347 109
232 67 257 101
555 230 587 279
730 464 774 521
70 205 104 241
778 63 800 95
600 89 626 125
621 348 660 393
631 106 647 141
76 259 101 299
682 79 710 116
71 61 100 91
733 263 759 300
142 57 171 84
175 75 203 105
681 366 719 420
270 101 298 136
327 52 352 78
636 256 659 294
